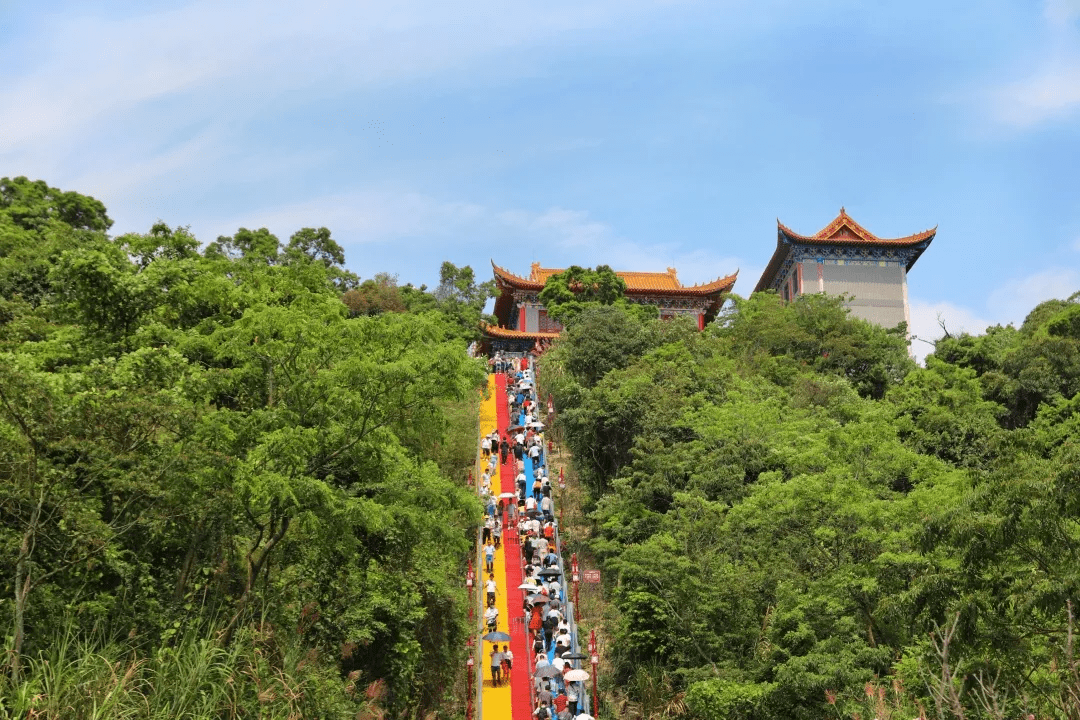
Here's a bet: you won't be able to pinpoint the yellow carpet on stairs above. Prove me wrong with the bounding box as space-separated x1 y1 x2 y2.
479 375 514 720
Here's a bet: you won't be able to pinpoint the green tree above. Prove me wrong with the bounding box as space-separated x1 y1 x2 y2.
0 177 112 307
539 264 641 324
0 196 489 717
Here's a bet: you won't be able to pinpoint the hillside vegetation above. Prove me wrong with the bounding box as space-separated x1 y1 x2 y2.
540 289 1080 720
4 177 1080 720
0 177 490 719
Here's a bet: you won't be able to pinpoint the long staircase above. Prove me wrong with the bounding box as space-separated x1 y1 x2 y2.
471 364 591 720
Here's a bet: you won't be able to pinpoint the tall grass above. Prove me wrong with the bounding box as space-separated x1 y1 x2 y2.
0 618 364 719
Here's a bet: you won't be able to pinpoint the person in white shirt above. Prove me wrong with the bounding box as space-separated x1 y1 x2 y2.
484 603 499 632
486 574 498 606
502 645 514 679
481 437 491 457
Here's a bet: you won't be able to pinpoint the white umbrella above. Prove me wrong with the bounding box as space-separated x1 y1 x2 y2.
527 422 545 430
565 669 590 682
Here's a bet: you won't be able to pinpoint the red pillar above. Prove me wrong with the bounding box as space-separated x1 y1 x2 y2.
518 305 527 331
697 312 705 331
589 630 599 715
466 639 475 720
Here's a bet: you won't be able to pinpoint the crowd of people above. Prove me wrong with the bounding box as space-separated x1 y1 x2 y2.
476 354 593 720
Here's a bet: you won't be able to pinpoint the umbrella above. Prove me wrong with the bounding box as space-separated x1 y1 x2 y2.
564 669 590 682
527 421 545 429
534 664 561 678
517 582 538 590
561 652 589 660
498 492 517 499
527 594 549 604
538 568 562 578
482 631 511 642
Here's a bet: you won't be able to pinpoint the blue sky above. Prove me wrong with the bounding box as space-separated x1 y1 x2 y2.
2 0 1079 358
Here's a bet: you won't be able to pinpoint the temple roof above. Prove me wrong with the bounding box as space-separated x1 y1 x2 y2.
480 323 561 340
776 207 937 247
492 261 738 296
755 209 936 293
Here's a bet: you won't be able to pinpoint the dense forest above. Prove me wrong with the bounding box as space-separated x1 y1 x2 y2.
0 177 493 718
4 176 1080 720
539 278 1080 719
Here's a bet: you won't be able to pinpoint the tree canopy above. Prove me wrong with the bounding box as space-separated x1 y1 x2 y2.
0 177 488 718
539 264 657 325
540 289 1080 720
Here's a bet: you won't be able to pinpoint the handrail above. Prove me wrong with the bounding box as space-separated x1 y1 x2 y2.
527 358 592 719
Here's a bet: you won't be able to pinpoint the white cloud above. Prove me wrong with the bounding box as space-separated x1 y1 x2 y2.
498 208 615 250
987 267 1080 320
0 0 687 160
909 266 1080 364
992 59 1080 126
195 187 750 290
907 299 993 364
1045 0 1080 26
989 1 1080 126
201 190 486 245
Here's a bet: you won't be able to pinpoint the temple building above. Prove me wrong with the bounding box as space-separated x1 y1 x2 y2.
483 262 737 353
754 208 936 330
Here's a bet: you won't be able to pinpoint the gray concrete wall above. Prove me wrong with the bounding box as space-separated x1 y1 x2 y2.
801 259 822 293
821 263 907 329
525 305 540 333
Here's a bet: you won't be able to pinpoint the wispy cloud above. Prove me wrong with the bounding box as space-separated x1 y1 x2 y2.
198 187 749 288
498 208 616 250
910 265 1080 363
992 60 1080 127
989 0 1080 127
203 190 486 245
908 299 992 363
0 0 688 160
986 267 1080 319
1045 0 1080 26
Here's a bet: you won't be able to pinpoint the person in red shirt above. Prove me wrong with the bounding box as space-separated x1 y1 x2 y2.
528 603 544 645
553 690 568 714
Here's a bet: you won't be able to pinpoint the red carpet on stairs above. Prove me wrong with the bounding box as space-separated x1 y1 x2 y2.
495 373 534 720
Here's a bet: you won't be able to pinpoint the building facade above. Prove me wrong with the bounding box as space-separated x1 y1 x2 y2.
483 262 737 353
754 209 936 330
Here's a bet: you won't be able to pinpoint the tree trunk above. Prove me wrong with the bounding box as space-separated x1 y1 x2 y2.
11 486 44 684
220 514 290 645
174 522 203 603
